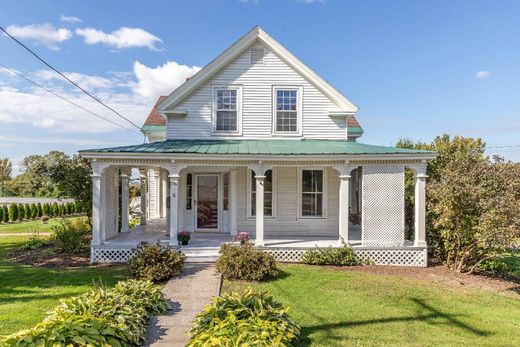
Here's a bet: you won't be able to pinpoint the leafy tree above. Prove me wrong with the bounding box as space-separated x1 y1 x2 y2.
2 205 8 222
0 158 12 197
8 203 18 222
398 135 520 272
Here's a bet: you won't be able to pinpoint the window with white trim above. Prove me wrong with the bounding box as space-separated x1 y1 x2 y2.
250 170 273 217
301 170 324 217
215 89 238 132
275 89 298 133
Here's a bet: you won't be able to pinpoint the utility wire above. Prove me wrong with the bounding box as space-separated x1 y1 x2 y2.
486 145 520 149
0 25 143 132
0 63 142 136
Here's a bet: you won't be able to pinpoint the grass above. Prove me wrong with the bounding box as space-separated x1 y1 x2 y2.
224 264 520 347
0 235 126 336
0 216 83 234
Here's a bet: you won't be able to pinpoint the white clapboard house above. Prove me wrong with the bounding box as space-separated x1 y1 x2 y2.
80 27 435 265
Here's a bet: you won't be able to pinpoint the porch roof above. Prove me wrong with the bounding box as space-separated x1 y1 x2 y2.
80 139 434 156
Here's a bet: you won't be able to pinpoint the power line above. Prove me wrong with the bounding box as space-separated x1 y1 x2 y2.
0 63 143 136
0 25 143 132
486 145 520 149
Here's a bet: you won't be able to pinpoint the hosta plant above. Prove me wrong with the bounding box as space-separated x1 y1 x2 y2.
188 289 300 347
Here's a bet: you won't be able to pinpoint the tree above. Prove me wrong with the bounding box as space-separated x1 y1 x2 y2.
18 204 25 221
24 203 32 220
399 135 520 272
30 203 38 219
0 206 3 223
52 202 58 217
37 202 43 218
0 158 12 197
8 203 18 222
2 205 8 222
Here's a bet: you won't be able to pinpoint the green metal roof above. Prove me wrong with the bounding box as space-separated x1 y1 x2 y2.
347 126 364 135
81 139 433 156
142 125 166 132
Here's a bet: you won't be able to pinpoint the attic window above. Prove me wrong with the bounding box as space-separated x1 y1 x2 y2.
251 47 265 65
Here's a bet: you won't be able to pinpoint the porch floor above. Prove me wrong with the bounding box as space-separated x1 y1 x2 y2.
102 218 362 249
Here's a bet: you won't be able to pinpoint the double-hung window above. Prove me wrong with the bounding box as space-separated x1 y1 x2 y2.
273 87 301 134
250 169 274 217
301 169 324 217
215 88 239 132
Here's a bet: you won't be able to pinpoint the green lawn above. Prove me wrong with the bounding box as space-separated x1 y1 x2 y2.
224 264 520 347
0 235 126 336
0 217 82 234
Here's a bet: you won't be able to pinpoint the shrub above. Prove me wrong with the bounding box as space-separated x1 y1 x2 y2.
0 206 3 223
37 202 43 217
24 204 31 220
128 242 185 283
42 203 51 216
1 279 168 346
8 203 18 222
188 289 300 347
30 203 38 219
216 242 277 281
19 237 48 251
302 245 364 266
17 204 25 221
129 217 140 229
51 218 91 253
2 205 8 223
41 215 49 223
479 258 512 276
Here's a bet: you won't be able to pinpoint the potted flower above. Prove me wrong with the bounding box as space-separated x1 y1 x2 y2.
177 231 191 245
234 231 250 244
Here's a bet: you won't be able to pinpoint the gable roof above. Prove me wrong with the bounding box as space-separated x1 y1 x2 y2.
157 26 358 113
142 96 167 132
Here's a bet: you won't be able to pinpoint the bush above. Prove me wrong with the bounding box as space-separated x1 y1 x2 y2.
1 279 168 346
24 204 31 220
479 258 512 276
37 202 43 218
188 289 300 347
2 205 8 223
129 217 140 229
30 203 38 219
216 242 277 281
51 218 91 253
19 237 48 251
128 242 185 283
0 206 3 223
302 245 364 266
41 215 49 223
17 204 25 221
8 203 18 222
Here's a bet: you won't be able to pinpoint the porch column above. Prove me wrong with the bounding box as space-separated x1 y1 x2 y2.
414 162 427 247
229 169 238 236
120 170 130 233
160 171 167 218
168 173 180 246
140 175 147 225
91 171 102 246
249 163 271 247
338 173 351 245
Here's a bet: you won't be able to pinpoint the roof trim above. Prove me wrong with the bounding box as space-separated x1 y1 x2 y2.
157 26 359 113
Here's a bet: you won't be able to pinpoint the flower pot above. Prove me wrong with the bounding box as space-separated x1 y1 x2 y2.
181 240 189 246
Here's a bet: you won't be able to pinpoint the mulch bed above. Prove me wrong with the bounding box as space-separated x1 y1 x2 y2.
331 263 520 296
8 241 92 268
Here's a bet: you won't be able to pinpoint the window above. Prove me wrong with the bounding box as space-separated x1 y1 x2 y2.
275 89 299 133
250 170 273 217
301 170 324 217
215 89 238 132
186 173 192 210
223 173 229 211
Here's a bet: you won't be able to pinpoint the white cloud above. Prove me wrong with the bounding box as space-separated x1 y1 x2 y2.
475 70 492 79
132 60 201 100
0 135 111 146
4 23 72 49
60 15 82 24
35 70 114 91
75 27 163 51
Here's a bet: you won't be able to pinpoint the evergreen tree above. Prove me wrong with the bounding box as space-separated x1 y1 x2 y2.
37 202 43 217
24 204 32 219
0 206 3 223
43 203 51 216
8 203 18 222
2 205 8 222
30 203 38 219
52 202 58 217
18 204 25 221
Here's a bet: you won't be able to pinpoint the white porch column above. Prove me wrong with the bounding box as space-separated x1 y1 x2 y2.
140 175 147 225
249 163 271 247
338 173 351 245
160 171 167 218
120 170 130 233
91 169 102 246
229 169 238 236
168 173 180 246
414 162 428 247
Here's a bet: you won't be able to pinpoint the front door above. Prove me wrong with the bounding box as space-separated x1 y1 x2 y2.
195 175 219 230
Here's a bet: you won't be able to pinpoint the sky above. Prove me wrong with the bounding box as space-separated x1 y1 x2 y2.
1 0 519 174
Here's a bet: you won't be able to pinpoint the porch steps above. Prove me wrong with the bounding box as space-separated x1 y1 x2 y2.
179 247 220 263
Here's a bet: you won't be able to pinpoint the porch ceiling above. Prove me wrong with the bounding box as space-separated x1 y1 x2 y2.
80 139 434 156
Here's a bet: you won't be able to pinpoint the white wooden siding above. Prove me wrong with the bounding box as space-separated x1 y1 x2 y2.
166 43 346 140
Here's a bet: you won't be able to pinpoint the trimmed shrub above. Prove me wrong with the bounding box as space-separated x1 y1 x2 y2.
8 203 18 222
17 204 25 221
0 206 3 223
30 203 38 219
302 245 364 266
2 205 8 223
51 202 58 217
188 289 300 347
37 202 43 218
24 204 31 220
51 218 91 253
128 242 185 283
42 203 50 216
216 242 277 281
1 279 168 346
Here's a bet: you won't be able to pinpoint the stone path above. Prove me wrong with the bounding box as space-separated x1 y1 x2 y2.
145 263 221 346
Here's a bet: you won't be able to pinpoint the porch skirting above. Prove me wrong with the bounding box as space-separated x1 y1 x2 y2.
91 244 427 267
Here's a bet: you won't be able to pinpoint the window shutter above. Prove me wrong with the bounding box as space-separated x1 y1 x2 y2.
250 47 265 65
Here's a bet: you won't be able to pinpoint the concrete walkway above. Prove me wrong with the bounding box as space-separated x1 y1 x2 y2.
145 263 221 346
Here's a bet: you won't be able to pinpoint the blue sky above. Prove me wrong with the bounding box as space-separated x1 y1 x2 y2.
1 0 519 173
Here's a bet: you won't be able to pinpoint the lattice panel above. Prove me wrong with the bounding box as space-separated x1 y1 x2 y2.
355 248 427 267
263 248 305 262
362 164 405 247
91 247 136 263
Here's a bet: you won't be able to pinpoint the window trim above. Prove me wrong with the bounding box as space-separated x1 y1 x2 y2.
212 85 243 135
297 167 328 219
246 168 277 219
272 85 303 136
